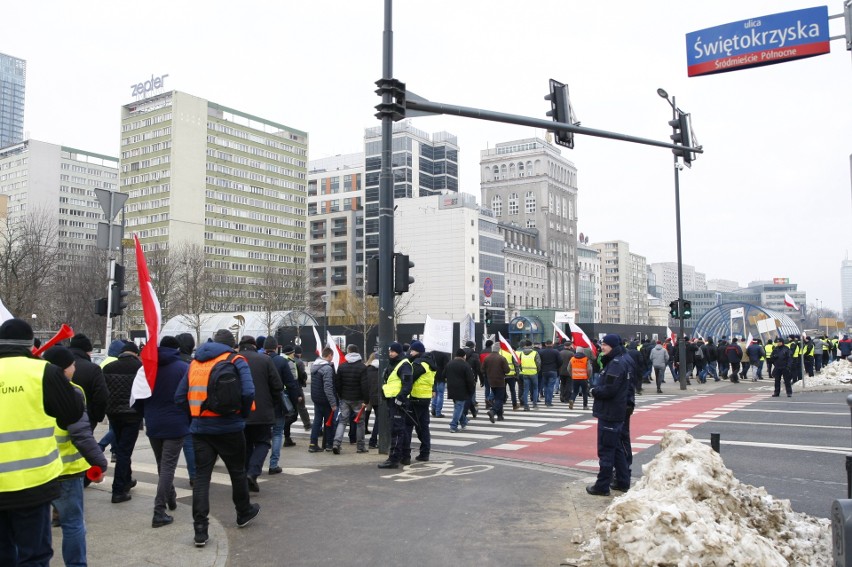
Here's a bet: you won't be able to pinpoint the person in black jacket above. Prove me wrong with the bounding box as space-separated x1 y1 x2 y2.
237 336 283 492
174 332 197 486
445 348 476 433
716 338 730 378
68 334 110 431
430 350 450 418
769 337 793 397
332 345 369 454
103 342 143 503
264 337 302 474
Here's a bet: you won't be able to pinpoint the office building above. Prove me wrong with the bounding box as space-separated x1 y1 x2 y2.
0 52 25 148
577 242 601 323
120 90 308 313
592 240 648 324
500 222 548 321
649 262 706 305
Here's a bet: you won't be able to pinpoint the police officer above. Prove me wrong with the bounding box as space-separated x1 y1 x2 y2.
378 342 413 469
0 319 84 566
769 336 793 397
406 341 436 463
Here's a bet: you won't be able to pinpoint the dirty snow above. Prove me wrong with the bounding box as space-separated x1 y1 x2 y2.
593 430 831 567
793 358 852 391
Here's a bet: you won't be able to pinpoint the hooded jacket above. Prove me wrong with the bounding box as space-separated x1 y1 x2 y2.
445 356 476 401
649 344 669 368
136 347 190 439
174 341 256 435
334 352 369 402
310 358 337 406
591 345 629 422
68 347 110 426
176 333 195 364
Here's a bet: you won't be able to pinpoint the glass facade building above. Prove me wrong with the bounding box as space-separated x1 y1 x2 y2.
0 52 26 148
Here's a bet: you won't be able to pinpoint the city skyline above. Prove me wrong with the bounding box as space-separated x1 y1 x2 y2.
4 0 850 311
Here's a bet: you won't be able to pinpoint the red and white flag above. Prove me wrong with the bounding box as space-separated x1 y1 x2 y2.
129 235 161 404
784 293 799 311
667 326 677 344
312 326 323 357
498 332 520 365
568 322 597 357
327 330 345 370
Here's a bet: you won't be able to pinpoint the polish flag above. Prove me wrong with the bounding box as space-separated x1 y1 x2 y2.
129 235 161 404
568 322 597 357
784 293 799 311
327 330 345 370
498 331 520 365
311 326 323 357
667 327 677 344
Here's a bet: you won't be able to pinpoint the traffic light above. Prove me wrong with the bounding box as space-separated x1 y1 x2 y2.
669 300 679 319
109 262 128 317
393 253 414 294
668 112 694 167
374 78 406 122
366 256 379 296
484 310 493 325
682 300 692 319
544 79 574 149
95 297 108 317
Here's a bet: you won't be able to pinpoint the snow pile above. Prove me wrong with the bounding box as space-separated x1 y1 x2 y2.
793 359 852 391
595 430 830 566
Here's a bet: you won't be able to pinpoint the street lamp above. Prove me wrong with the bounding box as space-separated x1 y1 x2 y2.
321 293 329 339
658 87 688 391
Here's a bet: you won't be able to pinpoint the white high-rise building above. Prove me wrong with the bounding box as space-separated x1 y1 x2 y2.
593 240 648 324
649 262 705 305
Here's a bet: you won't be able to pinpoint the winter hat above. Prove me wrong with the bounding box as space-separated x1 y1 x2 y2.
69 334 94 353
281 344 295 355
176 333 195 355
409 340 425 354
43 346 76 369
121 342 140 355
239 335 256 347
294 346 303 355
0 318 34 346
257 336 266 348
465 341 475 348
389 342 404 355
775 337 784 343
263 336 279 351
160 336 180 349
213 329 236 348
106 339 125 357
602 334 622 349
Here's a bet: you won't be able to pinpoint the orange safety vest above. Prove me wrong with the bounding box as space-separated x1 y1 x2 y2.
187 352 249 417
570 357 589 380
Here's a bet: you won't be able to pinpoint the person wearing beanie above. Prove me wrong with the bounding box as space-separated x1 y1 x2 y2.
724 338 743 384
769 337 793 397
66 334 110 433
462 340 482 416
377 340 414 469
265 340 303 473
172 333 197 485
100 339 126 368
331 344 370 454
402 340 436 462
175 333 196 364
585 333 631 497
445 348 476 434
0 319 84 564
173 328 258 547
481 342 510 422
256 336 266 355
42 346 108 566
519 340 541 411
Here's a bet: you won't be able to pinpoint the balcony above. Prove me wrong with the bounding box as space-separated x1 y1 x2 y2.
310 252 326 262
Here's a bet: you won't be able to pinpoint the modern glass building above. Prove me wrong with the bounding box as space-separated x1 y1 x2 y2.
0 52 26 148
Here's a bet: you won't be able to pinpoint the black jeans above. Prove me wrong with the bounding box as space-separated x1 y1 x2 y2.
109 415 141 495
243 424 272 479
192 432 253 526
0 502 53 566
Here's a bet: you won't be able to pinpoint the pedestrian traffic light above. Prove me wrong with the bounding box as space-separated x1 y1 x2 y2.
109 262 128 317
669 300 679 319
544 79 575 149
393 253 414 294
484 310 493 325
366 256 379 296
95 297 108 317
682 300 692 319
669 111 694 167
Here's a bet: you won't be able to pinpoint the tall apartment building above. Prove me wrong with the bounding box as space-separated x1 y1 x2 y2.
363 122 459 260
0 52 25 148
706 278 740 293
0 139 118 266
649 262 706 305
842 258 852 318
120 91 308 312
577 242 601 323
480 138 578 311
592 240 648 324
499 222 548 321
307 153 365 312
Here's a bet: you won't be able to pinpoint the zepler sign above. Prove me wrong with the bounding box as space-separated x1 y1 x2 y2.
686 6 829 77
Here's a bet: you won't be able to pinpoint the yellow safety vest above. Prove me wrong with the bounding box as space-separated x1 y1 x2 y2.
500 350 516 376
54 383 90 477
0 357 63 492
100 356 118 368
520 351 538 375
382 358 412 398
410 360 435 399
764 343 774 361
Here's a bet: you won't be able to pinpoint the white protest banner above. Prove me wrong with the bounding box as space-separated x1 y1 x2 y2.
423 315 454 353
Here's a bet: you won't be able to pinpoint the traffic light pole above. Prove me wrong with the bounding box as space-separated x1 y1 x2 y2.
104 210 116 348
376 0 395 455
671 95 688 392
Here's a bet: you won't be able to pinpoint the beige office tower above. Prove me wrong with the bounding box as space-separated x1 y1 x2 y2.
120 91 308 314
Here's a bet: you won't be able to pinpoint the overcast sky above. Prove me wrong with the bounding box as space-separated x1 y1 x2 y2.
5 1 851 312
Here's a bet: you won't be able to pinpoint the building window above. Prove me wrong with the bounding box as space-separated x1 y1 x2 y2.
526 219 536 229
491 195 502 216
525 191 536 214
508 193 518 215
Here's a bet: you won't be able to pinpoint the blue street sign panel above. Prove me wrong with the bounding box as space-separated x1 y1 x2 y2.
483 277 493 298
686 6 830 77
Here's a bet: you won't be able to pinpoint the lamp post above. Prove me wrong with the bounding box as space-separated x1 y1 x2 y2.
658 88 688 391
322 293 329 339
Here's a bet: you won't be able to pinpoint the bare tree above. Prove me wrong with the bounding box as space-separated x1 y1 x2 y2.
146 244 182 324
0 207 58 323
330 289 378 353
255 263 307 337
172 242 217 344
49 246 110 346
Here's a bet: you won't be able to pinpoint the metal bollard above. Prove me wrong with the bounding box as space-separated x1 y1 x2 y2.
710 432 720 454
834 499 852 566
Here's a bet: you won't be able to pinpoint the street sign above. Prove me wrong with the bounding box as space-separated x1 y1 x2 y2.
94 188 128 221
482 298 492 307
96 222 123 251
483 277 493 298
686 6 830 77
554 311 574 323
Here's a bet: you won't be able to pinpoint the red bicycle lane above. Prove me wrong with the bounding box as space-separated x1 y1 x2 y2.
476 393 766 469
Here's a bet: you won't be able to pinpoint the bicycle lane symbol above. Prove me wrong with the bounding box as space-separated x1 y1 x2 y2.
381 460 494 482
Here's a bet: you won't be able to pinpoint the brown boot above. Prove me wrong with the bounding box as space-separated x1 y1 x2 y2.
512 403 519 411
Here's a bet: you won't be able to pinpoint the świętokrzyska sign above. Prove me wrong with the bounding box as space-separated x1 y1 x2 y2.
686 6 830 77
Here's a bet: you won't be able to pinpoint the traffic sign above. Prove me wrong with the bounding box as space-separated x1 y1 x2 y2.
483 277 493 298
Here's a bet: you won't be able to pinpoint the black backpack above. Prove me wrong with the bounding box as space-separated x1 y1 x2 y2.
201 353 244 415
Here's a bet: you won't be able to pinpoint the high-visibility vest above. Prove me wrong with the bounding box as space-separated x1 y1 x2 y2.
520 352 538 375
570 357 589 380
187 352 246 417
99 356 118 368
410 360 435 399
0 357 63 492
500 350 517 376
764 343 774 361
382 358 412 398
54 383 90 477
